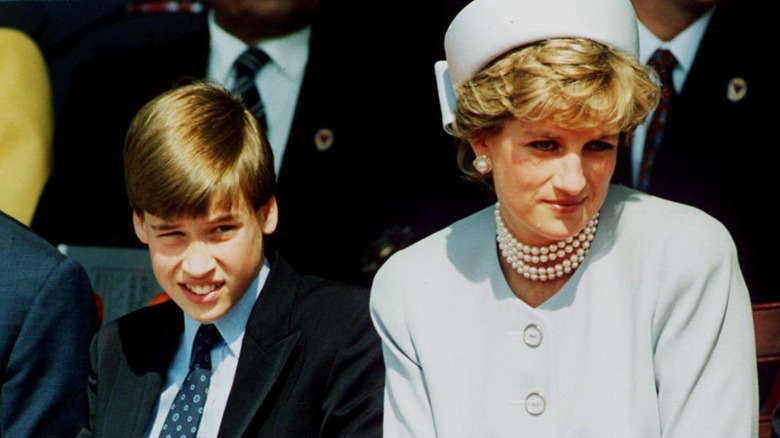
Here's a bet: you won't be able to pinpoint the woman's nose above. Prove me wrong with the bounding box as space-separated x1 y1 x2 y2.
181 243 216 277
552 154 586 194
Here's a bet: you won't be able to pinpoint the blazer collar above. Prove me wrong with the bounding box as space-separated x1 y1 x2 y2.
218 254 304 437
109 301 183 437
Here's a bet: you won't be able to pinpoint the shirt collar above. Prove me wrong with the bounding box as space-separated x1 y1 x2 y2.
638 5 715 75
183 256 271 358
208 10 310 85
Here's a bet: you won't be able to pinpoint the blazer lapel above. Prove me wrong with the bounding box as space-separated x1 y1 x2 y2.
218 255 303 437
104 302 183 436
103 357 169 437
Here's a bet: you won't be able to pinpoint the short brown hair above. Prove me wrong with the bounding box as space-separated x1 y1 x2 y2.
452 38 658 182
124 80 275 218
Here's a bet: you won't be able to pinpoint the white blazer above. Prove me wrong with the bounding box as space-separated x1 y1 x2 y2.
371 184 757 437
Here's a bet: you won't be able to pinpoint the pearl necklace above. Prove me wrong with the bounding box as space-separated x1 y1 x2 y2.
494 203 599 282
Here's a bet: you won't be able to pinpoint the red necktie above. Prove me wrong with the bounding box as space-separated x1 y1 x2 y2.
637 48 677 191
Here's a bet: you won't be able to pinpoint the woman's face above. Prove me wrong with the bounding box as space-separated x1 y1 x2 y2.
471 118 618 246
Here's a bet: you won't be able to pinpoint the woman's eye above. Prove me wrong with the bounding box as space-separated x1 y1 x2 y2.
530 141 558 151
586 141 616 152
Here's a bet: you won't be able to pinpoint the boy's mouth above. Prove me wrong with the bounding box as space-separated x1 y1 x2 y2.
184 283 221 295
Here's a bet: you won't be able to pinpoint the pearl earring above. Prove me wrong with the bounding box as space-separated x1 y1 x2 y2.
473 155 493 174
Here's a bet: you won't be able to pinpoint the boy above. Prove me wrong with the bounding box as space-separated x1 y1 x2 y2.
78 81 384 437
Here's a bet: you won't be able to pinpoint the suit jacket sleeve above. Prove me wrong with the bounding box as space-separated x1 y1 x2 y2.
652 213 757 437
370 254 437 438
320 297 386 437
2 256 98 437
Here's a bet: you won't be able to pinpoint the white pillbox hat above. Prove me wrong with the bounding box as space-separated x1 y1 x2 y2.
435 0 640 133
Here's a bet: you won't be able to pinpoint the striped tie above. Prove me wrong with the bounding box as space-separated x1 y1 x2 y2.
233 48 270 132
637 48 677 192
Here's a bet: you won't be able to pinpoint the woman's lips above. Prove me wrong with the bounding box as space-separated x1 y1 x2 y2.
546 198 585 211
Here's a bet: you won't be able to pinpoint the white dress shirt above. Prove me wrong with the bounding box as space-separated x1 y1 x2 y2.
630 7 714 185
207 12 310 177
145 259 271 438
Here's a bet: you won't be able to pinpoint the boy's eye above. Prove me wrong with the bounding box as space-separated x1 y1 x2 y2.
215 225 237 234
159 231 184 238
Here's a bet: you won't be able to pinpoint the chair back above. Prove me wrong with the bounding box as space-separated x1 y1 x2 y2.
754 302 780 438
58 245 159 324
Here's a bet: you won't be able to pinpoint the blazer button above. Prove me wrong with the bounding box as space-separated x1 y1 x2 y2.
525 392 546 416
523 323 543 347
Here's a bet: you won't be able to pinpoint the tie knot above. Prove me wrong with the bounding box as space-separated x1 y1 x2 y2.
648 48 677 78
190 324 222 371
234 48 270 76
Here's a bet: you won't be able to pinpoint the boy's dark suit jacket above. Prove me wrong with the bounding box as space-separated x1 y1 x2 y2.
77 255 384 437
613 0 772 302
31 6 490 287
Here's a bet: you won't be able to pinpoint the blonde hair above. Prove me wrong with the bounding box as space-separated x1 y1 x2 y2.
124 80 275 218
452 38 658 182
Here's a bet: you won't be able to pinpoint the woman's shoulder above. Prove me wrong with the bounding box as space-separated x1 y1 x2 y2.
607 185 727 229
604 184 735 253
374 205 496 284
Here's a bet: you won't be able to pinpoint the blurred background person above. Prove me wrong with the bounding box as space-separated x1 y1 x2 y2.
371 0 757 435
613 0 772 303
0 28 52 225
18 0 491 288
1 211 99 435
1 29 98 433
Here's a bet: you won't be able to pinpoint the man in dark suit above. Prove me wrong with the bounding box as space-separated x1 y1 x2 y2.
78 82 383 436
0 210 99 436
613 0 772 303
31 0 490 287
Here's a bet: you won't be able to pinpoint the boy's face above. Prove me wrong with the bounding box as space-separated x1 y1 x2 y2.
133 195 278 323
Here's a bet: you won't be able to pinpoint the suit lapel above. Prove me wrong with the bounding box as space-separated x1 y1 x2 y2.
218 255 303 437
648 6 722 196
105 302 183 437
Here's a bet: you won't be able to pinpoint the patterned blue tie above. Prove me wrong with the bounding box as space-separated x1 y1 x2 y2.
233 48 270 132
159 324 222 438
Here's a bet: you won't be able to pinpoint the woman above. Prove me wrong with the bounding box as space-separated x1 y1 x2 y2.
370 0 757 436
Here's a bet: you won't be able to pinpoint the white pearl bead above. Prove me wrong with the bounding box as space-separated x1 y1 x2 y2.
494 203 599 282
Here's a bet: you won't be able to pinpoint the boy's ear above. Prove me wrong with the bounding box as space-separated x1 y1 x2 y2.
259 196 278 235
133 211 150 244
